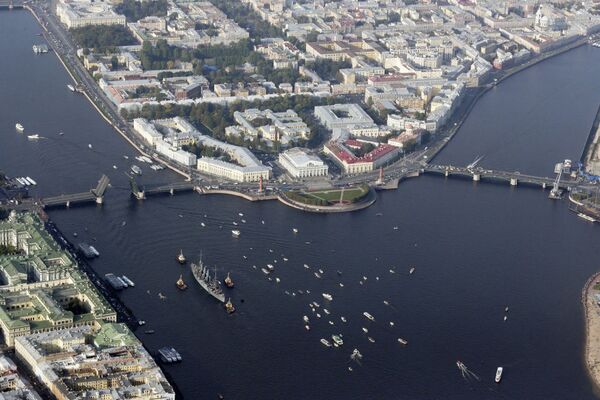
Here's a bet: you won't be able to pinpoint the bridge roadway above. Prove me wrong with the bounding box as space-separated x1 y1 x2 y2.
41 174 110 208
143 181 195 196
424 164 577 189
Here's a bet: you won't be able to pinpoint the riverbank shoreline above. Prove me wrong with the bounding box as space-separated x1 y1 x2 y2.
24 5 191 181
583 271 600 394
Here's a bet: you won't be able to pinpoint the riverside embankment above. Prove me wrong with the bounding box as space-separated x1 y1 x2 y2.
583 272 600 394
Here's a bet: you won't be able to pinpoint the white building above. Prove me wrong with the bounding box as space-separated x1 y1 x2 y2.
197 158 270 182
279 148 328 178
56 0 126 29
314 103 374 130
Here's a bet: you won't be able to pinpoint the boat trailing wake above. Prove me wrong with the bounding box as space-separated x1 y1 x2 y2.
456 361 480 381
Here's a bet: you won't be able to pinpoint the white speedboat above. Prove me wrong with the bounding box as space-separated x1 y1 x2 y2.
397 338 408 345
15 123 24 132
409 267 415 274
232 230 241 237
27 134 40 140
495 367 503 383
363 312 375 321
332 335 344 346
293 228 298 233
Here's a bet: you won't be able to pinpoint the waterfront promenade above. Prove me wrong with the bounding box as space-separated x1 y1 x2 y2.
584 272 600 392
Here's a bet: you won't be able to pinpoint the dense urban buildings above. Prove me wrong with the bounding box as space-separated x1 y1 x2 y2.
58 0 600 184
0 212 175 398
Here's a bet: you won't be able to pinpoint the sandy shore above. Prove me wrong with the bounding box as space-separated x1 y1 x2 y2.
583 272 600 391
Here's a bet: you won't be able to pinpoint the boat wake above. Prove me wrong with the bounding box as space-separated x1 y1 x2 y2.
456 361 480 382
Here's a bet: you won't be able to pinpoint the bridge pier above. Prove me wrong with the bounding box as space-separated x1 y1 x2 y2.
134 191 146 200
472 173 480 182
95 196 103 205
444 169 449 177
542 182 546 189
66 201 70 208
510 178 518 186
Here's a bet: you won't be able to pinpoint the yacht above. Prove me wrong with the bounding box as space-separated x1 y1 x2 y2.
67 84 75 92
231 230 241 237
320 338 332 347
362 327 368 333
292 228 298 233
341 316 347 323
368 337 376 343
15 123 24 132
130 165 142 175
322 293 333 301
303 315 309 323
363 312 375 321
267 264 275 271
305 325 310 331
409 267 415 275
27 134 40 140
495 367 503 383
332 335 344 346
350 349 362 361
397 338 408 345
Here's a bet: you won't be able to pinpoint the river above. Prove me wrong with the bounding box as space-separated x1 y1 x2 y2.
2 9 600 400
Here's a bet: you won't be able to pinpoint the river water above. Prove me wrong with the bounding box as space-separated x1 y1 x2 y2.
2 10 600 400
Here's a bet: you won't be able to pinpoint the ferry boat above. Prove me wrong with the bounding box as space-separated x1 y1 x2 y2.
495 367 503 383
231 229 241 237
578 212 597 223
224 272 234 288
121 276 135 287
67 84 75 92
131 165 142 175
15 123 24 132
363 312 375 321
190 255 225 303
225 298 235 314
176 274 187 290
177 250 186 264
27 134 40 140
